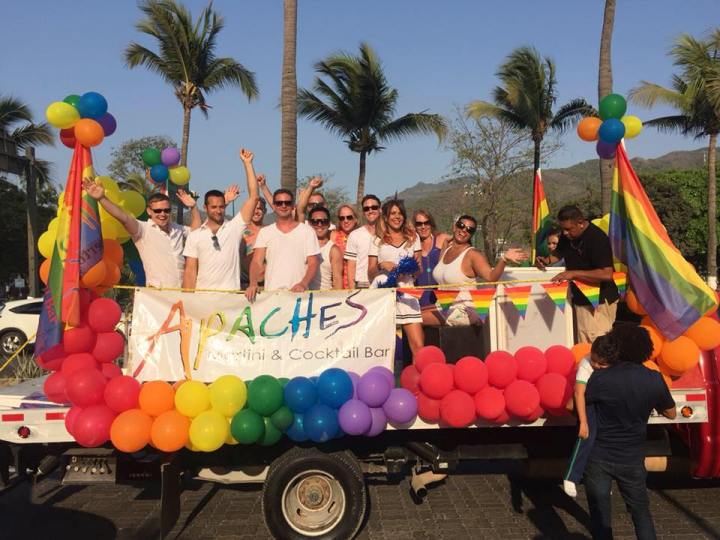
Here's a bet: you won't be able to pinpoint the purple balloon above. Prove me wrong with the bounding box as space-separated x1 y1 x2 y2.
382 388 418 424
97 113 117 136
365 407 387 437
347 371 360 399
368 366 395 389
596 140 617 160
338 399 372 435
161 147 181 167
357 372 391 407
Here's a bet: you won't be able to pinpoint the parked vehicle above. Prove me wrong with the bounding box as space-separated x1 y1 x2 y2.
0 298 42 357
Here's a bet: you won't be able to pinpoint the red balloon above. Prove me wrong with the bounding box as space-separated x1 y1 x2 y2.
61 353 97 377
493 410 510 424
524 405 545 422
72 404 116 447
63 325 96 354
440 390 475 428
92 331 125 363
515 346 547 382
60 128 76 149
419 363 454 399
88 298 122 333
104 375 141 413
400 365 421 394
454 356 488 394
504 380 540 418
66 368 107 407
44 372 69 404
36 344 66 371
64 406 83 435
536 373 571 410
414 345 446 372
485 351 517 388
474 387 506 420
545 345 575 377
101 363 122 379
417 392 441 422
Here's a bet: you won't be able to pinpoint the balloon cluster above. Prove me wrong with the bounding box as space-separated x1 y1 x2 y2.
142 146 190 186
576 93 642 159
400 345 577 426
46 92 116 148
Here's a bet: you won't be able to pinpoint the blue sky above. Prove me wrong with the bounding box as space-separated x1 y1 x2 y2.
3 1 718 200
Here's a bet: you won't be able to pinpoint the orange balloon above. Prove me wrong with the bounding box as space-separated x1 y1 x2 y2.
139 381 176 416
571 342 592 363
625 289 646 316
101 262 121 287
80 260 108 288
151 410 190 452
94 286 109 296
74 118 105 147
643 360 672 388
683 317 720 351
39 259 51 285
110 409 153 453
103 239 124 266
639 324 664 360
577 117 603 142
658 336 700 377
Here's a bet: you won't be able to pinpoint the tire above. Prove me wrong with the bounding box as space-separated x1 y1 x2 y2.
262 447 367 540
0 330 26 357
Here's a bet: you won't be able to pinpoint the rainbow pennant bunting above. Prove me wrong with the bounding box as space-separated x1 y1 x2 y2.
435 290 460 312
541 282 569 312
468 287 497 322
574 280 601 310
612 272 627 299
504 285 533 318
397 288 424 300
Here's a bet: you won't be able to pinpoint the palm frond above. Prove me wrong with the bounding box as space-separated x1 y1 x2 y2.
9 123 54 149
628 81 688 110
202 58 258 99
376 112 447 144
0 96 33 132
550 98 596 133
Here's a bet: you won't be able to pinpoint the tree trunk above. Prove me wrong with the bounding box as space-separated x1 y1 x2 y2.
708 134 718 288
178 105 192 224
598 0 616 215
533 140 541 177
356 150 367 206
25 147 39 297
280 0 298 193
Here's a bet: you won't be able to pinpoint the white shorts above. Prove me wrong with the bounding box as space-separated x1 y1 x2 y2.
371 274 422 325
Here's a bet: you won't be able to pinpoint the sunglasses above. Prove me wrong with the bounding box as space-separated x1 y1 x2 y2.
151 207 172 214
211 235 221 251
309 218 330 226
455 221 477 235
273 199 293 207
415 220 431 227
338 215 356 221
362 204 380 212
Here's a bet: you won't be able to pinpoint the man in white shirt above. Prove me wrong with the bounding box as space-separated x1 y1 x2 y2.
245 189 320 301
183 149 259 291
344 194 381 288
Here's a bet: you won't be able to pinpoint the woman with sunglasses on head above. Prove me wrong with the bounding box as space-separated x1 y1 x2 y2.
308 206 343 290
423 215 528 326
331 204 359 288
413 210 451 309
368 200 425 357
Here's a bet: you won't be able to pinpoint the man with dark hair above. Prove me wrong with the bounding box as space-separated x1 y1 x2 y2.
183 149 259 291
83 177 201 288
544 205 619 343
345 194 381 288
583 324 676 540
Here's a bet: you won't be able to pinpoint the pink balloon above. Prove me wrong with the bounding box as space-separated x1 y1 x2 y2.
44 372 69 404
104 375 141 413
72 404 116 447
66 368 107 408
92 331 125 363
161 147 181 167
88 298 122 333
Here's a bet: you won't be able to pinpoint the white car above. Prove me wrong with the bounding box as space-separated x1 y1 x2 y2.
0 297 42 357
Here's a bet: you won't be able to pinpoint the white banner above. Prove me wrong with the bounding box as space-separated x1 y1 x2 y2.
127 288 397 381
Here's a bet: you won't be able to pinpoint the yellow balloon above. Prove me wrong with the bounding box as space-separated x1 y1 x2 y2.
189 410 228 452
97 176 120 196
120 190 146 218
621 115 643 139
209 375 247 417
225 419 239 445
46 101 80 129
38 230 56 259
57 191 66 207
169 166 190 186
591 213 610 234
47 217 59 235
106 189 122 205
175 381 211 418
100 214 120 239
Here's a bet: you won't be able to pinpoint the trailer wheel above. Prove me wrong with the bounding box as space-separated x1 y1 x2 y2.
262 447 366 540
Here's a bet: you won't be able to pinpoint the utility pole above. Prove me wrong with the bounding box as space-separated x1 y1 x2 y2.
25 147 40 297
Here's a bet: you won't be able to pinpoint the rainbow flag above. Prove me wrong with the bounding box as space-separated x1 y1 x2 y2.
504 285 532 318
609 145 717 339
468 287 497 322
35 143 103 357
435 290 460 312
541 281 569 312
397 288 424 300
531 169 553 262
613 272 627 299
574 280 601 310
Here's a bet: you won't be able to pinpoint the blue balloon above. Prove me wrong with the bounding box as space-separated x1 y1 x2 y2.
317 368 353 408
77 92 108 120
150 164 169 183
304 404 339 443
284 377 318 413
598 118 625 144
286 413 308 442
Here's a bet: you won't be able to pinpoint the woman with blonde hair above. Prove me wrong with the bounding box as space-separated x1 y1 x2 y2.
413 209 450 308
332 204 359 288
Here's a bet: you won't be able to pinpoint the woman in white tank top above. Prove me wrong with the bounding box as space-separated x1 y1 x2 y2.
423 215 528 326
308 207 343 290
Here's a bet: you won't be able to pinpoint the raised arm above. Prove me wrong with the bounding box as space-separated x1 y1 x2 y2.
238 149 260 223
257 174 273 206
296 177 323 223
82 177 139 237
176 189 201 230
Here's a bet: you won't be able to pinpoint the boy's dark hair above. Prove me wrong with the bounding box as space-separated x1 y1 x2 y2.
361 194 380 206
204 190 225 205
608 322 654 364
147 193 170 205
308 206 330 220
557 205 585 222
591 333 621 365
273 188 295 202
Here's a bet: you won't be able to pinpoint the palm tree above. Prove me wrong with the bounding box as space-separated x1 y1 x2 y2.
280 0 297 192
298 43 447 204
598 0 616 214
629 32 720 287
124 0 258 221
468 47 593 177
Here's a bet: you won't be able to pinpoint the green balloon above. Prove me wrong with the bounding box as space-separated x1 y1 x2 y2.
142 147 162 168
278 377 290 388
63 94 81 108
270 405 294 432
598 93 627 121
230 409 265 444
260 417 282 446
247 375 284 416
